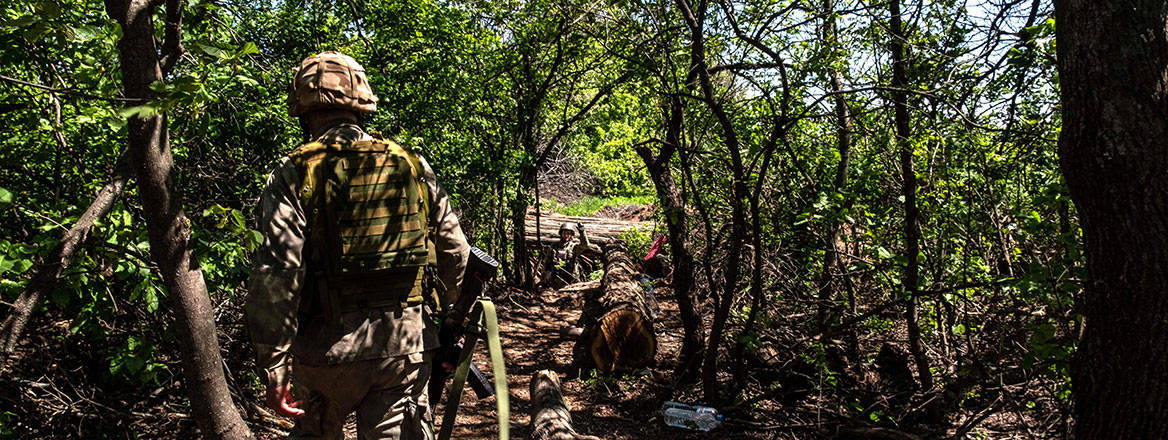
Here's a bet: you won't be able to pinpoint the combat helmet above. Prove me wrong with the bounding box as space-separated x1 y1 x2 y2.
559 222 579 234
288 51 379 116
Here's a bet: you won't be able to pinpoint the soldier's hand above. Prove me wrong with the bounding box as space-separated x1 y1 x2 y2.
264 367 305 419
265 384 305 419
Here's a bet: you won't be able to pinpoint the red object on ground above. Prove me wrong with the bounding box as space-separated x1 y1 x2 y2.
644 236 666 261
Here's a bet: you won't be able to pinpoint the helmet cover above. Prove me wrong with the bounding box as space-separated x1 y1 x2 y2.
288 51 378 116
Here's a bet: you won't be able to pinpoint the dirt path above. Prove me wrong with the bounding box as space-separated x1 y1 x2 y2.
437 284 757 440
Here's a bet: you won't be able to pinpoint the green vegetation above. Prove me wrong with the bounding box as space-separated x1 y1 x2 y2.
542 195 656 217
617 227 655 261
3 0 1146 437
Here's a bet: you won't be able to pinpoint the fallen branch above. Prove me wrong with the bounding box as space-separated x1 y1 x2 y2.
558 280 601 294
1 153 130 355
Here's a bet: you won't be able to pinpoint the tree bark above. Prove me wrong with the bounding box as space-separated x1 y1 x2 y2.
888 0 933 392
575 241 658 372
513 190 534 289
674 0 750 403
1055 0 1168 437
529 370 600 440
1 155 129 355
816 0 853 335
635 94 703 382
103 0 252 438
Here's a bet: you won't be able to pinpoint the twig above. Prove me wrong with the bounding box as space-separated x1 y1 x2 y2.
950 396 1005 439
0 74 139 103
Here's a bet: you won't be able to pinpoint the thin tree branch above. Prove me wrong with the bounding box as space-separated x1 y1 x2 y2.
0 74 139 103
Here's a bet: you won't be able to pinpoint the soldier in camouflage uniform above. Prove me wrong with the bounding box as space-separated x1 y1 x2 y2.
245 52 469 440
537 222 597 289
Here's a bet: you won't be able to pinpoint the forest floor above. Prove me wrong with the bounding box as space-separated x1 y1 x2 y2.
275 282 791 440
0 267 1062 440
443 284 769 440
0 203 1065 439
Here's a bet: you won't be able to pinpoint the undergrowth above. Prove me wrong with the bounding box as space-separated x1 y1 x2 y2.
543 195 655 216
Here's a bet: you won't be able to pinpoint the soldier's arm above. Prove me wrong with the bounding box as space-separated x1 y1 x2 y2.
244 157 306 389
576 224 600 257
419 156 470 308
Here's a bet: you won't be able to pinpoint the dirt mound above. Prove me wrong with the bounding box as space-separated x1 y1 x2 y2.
595 204 655 222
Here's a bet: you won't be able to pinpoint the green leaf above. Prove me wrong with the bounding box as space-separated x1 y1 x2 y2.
0 187 12 206
3 16 39 28
195 42 227 59
234 75 259 87
239 41 259 55
13 259 33 274
25 21 50 41
35 1 61 19
70 25 102 42
118 104 159 119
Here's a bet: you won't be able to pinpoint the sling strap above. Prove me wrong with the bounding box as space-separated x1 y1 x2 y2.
437 299 509 440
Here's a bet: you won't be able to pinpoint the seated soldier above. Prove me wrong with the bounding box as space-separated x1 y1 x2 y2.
537 222 596 289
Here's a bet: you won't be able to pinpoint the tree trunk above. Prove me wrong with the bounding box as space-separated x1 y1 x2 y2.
513 192 533 289
529 370 600 440
888 0 933 392
674 0 750 402
818 0 863 379
635 96 703 382
1 155 128 355
103 0 252 438
1055 0 1168 437
816 0 853 336
575 241 657 372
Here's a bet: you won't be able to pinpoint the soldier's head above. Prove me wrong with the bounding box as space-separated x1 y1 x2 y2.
559 222 576 243
288 51 378 136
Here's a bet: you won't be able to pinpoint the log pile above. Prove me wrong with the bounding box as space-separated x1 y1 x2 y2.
573 241 657 372
524 208 653 245
528 370 600 440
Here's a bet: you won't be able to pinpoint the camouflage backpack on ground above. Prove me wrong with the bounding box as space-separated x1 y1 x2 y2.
289 137 439 321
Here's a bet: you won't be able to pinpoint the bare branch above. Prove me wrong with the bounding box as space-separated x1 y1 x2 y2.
0 74 138 103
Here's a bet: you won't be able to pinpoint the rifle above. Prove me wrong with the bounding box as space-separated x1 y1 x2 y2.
428 246 500 404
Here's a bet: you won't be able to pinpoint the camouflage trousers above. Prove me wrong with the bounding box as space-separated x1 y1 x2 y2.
291 351 434 440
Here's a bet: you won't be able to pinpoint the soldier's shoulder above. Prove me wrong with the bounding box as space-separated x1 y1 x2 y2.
369 132 427 154
287 140 330 161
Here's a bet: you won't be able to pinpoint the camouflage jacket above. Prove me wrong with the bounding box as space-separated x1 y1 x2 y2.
553 231 595 262
245 122 469 374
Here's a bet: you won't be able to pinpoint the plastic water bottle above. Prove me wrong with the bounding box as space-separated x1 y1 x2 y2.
639 275 662 318
661 401 723 431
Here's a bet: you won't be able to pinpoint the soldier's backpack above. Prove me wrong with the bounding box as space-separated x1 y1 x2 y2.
289 137 439 321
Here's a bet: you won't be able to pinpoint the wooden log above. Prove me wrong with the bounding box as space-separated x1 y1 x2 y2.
558 279 601 294
558 326 585 340
529 370 600 440
574 241 657 372
524 209 653 245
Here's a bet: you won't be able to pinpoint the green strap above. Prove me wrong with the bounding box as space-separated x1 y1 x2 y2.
436 299 509 440
482 299 510 440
